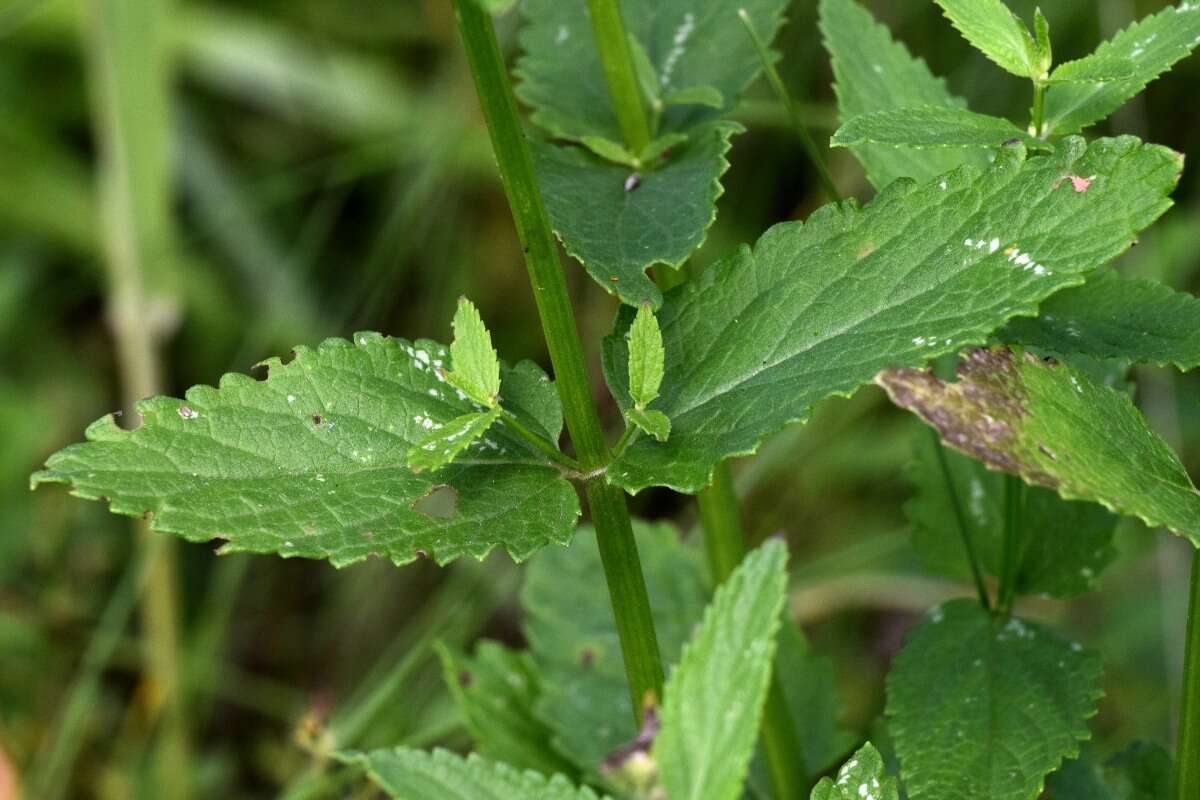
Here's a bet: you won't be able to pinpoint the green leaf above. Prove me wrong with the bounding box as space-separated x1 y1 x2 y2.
639 132 690 165
602 137 1180 494
878 347 1200 545
533 123 740 308
1046 55 1137 85
906 432 1117 599
516 0 789 143
522 521 709 775
653 540 788 800
580 136 638 168
628 303 664 408
819 0 991 189
448 297 501 408
886 599 1103 800
1048 741 1175 800
663 85 725 109
626 408 670 443
1034 8 1052 76
408 408 501 473
437 641 576 778
31 333 579 567
1000 270 1200 370
935 0 1041 78
474 0 518 14
1044 3 1200 134
626 35 661 109
348 748 603 800
831 106 1038 150
810 743 899 800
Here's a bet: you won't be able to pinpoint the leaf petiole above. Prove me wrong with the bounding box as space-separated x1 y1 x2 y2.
496 408 581 471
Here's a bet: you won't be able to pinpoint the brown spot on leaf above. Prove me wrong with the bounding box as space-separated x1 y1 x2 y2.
579 647 595 668
311 414 323 426
457 670 473 688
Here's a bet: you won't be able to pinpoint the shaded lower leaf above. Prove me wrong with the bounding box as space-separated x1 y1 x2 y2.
347 748 602 800
811 743 898 800
879 347 1200 545
1047 741 1174 799
31 333 579 567
533 123 739 308
886 600 1103 800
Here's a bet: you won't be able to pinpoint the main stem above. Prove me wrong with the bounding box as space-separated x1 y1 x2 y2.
1177 549 1200 800
1031 80 1047 138
696 464 809 797
585 0 653 154
452 0 664 717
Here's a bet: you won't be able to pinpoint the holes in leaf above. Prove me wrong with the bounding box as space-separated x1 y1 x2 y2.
412 484 458 519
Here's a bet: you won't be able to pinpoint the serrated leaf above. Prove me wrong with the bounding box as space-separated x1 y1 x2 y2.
31 333 579 567
653 540 788 800
448 297 501 408
810 743 898 800
832 106 1038 150
408 408 501 473
821 0 990 190
602 137 1180 494
628 303 664 408
1034 8 1052 75
348 748 603 800
516 0 788 143
906 432 1117 599
935 0 1041 78
1048 741 1175 799
437 641 575 778
626 408 670 443
522 521 709 775
878 347 1200 545
1000 270 1200 369
1046 55 1137 85
886 600 1103 800
534 123 739 308
1044 3 1200 134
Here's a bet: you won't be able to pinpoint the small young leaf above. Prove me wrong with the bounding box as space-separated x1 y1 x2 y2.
437 641 575 778
603 137 1180 494
1044 3 1200 134
653 539 788 800
639 132 690 165
580 137 638 168
1034 8 1052 75
820 0 990 189
628 303 664 408
810 743 898 800
1046 55 1137 85
626 34 661 109
831 106 1038 150
448 297 501 408
887 600 1102 800
935 0 1041 78
1000 270 1200 369
662 85 725 109
408 408 501 473
626 408 671 442
878 347 1200 545
347 748 602 800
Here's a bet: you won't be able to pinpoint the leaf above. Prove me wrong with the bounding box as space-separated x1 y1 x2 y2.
581 137 638 168
1047 55 1137 85
448 297 500 408
886 599 1103 800
437 641 576 778
533 123 740 308
1044 3 1200 134
1034 8 1052 75
639 132 690 165
879 347 1200 545
906 432 1117 599
626 408 670 443
810 743 899 800
653 540 788 800
831 106 1038 150
515 0 789 143
602 136 1181 495
934 0 1041 78
663 85 725 109
999 270 1200 370
819 0 992 189
474 0 518 14
628 303 664 408
408 408 501 473
348 748 603 800
1048 741 1175 800
522 521 709 775
31 333 579 567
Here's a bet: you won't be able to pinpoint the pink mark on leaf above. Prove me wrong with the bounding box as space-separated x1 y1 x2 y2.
1065 174 1096 193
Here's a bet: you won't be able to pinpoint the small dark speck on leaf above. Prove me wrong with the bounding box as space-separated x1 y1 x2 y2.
580 647 595 668
458 670 473 688
311 414 323 425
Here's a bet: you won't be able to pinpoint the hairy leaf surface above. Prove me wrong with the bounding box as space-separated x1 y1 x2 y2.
832 106 1037 151
603 137 1180 494
1000 270 1200 369
820 0 989 189
654 540 788 800
887 600 1102 800
32 333 579 566
935 0 1041 78
1044 3 1200 134
349 748 602 800
810 743 898 800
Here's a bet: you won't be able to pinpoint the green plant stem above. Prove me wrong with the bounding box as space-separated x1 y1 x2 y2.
738 7 840 201
584 0 653 154
1177 549 1200 800
930 430 990 609
696 463 809 797
452 0 664 718
997 474 1024 614
1031 80 1047 138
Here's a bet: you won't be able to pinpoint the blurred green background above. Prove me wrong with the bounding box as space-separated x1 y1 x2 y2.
3 0 1199 796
